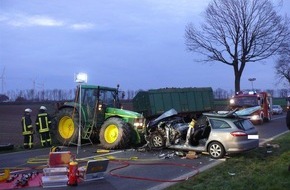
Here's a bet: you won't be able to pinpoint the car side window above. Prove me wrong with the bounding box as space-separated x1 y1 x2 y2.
209 119 231 129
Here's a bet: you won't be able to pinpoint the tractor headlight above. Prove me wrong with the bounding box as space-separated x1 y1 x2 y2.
133 118 145 131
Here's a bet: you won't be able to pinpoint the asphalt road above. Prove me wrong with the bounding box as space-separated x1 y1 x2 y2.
255 114 289 144
0 114 288 190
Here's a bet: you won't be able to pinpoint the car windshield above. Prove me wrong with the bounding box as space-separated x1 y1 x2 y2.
272 105 279 108
234 119 254 131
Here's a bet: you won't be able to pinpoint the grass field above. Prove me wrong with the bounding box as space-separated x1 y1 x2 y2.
167 132 290 190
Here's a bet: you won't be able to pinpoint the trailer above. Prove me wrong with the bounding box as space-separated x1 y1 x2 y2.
133 87 214 120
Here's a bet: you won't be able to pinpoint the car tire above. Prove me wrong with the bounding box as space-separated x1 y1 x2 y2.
149 131 165 148
208 142 225 159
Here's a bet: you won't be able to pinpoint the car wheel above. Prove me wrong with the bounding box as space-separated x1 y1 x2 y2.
208 142 225 159
149 132 165 148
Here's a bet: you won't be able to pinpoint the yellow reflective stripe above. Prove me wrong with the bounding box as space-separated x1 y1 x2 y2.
22 116 33 135
37 113 50 133
39 128 49 133
23 131 33 135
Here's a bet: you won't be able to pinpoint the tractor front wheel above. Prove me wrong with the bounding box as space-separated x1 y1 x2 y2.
99 117 131 149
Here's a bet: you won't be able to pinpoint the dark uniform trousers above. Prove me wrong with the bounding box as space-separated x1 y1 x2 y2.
22 115 34 149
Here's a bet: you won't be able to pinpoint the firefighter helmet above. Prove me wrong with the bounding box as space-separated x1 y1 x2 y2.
40 106 47 110
24 108 32 113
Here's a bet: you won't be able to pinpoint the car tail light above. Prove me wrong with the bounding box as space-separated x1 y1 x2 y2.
231 131 247 137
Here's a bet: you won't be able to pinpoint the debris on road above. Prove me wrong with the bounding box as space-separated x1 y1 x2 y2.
186 151 199 159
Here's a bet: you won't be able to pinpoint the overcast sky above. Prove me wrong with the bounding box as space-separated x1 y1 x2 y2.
0 0 289 94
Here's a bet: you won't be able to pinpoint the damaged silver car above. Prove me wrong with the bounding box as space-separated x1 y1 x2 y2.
145 109 259 159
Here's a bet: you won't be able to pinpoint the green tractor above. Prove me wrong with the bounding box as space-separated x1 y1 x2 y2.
52 84 145 149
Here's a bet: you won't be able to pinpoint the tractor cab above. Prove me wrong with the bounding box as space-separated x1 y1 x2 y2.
78 85 121 126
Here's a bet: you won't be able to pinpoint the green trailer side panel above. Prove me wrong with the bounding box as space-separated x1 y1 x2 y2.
179 92 189 112
162 93 173 113
171 92 181 112
133 87 214 118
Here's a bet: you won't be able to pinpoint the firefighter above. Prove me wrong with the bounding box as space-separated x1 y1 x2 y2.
35 106 52 147
22 108 34 149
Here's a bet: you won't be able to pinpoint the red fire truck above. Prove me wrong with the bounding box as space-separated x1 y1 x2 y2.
229 91 273 124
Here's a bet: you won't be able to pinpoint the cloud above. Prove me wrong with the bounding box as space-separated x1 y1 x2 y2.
69 23 95 30
1 13 63 27
26 15 64 27
0 12 94 30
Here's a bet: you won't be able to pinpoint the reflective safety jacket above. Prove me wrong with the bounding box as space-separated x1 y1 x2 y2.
22 114 33 135
36 112 51 133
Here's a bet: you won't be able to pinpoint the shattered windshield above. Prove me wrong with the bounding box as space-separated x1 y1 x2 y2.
235 106 261 116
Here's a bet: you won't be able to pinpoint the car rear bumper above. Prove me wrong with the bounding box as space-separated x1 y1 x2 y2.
226 139 259 153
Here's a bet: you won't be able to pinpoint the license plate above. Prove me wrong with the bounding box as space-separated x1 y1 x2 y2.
248 135 259 139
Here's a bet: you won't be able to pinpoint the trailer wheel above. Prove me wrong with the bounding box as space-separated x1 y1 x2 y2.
208 142 225 159
99 117 131 149
149 132 165 148
54 108 79 145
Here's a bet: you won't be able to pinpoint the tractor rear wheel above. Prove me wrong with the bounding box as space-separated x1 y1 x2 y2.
99 117 131 149
54 108 79 145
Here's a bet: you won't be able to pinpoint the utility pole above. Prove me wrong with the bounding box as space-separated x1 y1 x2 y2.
248 78 256 91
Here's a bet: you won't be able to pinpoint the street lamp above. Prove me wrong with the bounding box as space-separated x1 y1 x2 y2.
248 78 256 91
75 72 88 155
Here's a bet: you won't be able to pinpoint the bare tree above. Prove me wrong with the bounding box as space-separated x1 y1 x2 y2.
214 88 229 99
275 43 290 87
185 0 289 92
278 88 288 97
